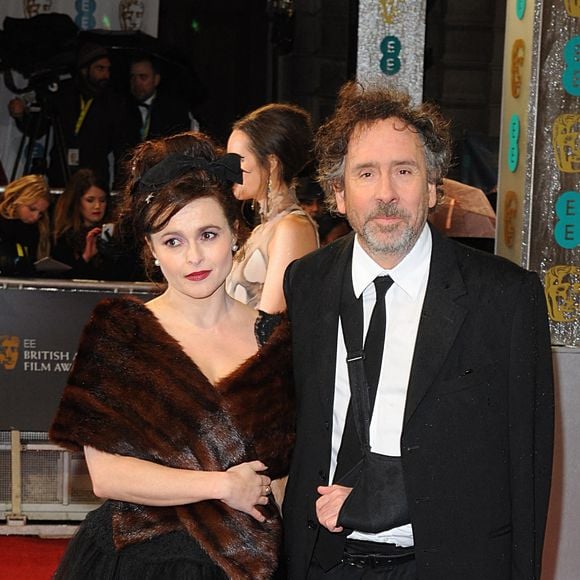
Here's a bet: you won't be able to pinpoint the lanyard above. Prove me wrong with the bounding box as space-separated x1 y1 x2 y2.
74 96 94 135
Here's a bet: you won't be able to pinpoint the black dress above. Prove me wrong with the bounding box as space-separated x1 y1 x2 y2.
55 501 227 580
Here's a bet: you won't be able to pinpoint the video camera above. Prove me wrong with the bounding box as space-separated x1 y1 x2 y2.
0 13 78 96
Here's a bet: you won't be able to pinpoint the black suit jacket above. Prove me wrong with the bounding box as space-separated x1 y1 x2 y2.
128 90 191 143
282 227 554 579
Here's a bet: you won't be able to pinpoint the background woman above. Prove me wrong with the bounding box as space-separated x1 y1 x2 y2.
226 103 319 313
52 169 111 278
50 132 294 579
0 174 50 276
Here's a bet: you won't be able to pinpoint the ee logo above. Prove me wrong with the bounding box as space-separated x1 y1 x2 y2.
555 191 580 249
380 36 401 76
563 36 580 96
75 0 96 29
508 114 520 172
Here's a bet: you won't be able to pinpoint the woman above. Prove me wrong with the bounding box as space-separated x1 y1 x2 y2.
226 103 319 312
0 174 50 276
52 169 111 278
49 132 295 579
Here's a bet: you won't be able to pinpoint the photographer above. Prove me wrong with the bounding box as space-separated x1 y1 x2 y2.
8 42 132 189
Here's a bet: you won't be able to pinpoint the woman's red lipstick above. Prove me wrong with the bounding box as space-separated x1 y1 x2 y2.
186 270 211 281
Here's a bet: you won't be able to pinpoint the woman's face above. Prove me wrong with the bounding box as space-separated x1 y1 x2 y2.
80 186 107 226
16 198 49 224
226 129 269 202
148 197 236 300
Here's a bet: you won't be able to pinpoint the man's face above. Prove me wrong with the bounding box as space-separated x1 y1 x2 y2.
130 61 160 102
0 336 20 370
83 56 111 90
121 1 144 31
336 117 436 268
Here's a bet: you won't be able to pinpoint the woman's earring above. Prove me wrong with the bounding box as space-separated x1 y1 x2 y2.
154 258 160 267
232 243 239 253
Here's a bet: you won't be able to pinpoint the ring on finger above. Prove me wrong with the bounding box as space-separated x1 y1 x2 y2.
265 484 271 495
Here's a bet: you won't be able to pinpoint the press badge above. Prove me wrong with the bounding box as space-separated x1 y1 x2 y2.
67 148 80 166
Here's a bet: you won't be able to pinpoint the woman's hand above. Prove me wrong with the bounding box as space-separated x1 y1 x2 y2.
82 227 101 262
222 460 271 522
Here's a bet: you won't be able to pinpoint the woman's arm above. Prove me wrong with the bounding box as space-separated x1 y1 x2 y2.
258 214 318 313
84 446 271 522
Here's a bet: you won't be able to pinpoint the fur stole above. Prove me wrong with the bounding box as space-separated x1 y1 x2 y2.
49 296 295 579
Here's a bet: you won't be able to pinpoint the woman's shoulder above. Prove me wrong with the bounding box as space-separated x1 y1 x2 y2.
86 295 153 336
270 209 318 245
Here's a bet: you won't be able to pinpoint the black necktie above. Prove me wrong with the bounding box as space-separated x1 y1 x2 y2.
363 275 394 404
334 275 393 480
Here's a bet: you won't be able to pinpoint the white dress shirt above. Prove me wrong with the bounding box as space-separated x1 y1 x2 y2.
329 224 432 546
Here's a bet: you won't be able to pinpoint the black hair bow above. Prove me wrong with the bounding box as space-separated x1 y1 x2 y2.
138 153 243 190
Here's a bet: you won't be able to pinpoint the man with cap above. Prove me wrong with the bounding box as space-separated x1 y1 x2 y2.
8 42 132 188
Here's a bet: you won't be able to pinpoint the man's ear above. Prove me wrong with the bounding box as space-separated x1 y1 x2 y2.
334 182 346 215
154 73 161 89
427 181 437 209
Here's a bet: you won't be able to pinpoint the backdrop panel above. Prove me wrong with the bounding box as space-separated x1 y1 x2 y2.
0 279 158 431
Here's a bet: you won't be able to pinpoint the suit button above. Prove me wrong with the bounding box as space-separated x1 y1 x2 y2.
318 470 327 481
324 421 329 430
307 519 318 530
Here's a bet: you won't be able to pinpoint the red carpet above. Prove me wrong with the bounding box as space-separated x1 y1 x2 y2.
0 536 69 580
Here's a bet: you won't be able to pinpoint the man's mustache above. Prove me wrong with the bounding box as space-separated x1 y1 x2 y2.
368 202 410 221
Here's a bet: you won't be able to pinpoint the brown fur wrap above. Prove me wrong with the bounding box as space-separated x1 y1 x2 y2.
49 296 295 579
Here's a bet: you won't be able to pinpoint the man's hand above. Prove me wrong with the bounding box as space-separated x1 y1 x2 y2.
315 484 352 532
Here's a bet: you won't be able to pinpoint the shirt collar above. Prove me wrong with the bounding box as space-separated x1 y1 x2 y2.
139 94 156 107
352 223 432 300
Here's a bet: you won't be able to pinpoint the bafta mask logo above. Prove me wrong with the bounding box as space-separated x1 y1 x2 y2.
565 0 580 18
545 265 580 322
379 0 406 25
119 0 145 31
511 39 525 98
503 190 518 248
23 0 52 18
552 114 580 173
0 336 20 371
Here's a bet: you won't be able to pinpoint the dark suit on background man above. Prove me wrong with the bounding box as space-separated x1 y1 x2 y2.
128 90 191 142
282 82 554 579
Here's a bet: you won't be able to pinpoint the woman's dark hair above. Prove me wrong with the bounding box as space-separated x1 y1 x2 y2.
53 168 110 242
233 103 313 185
120 131 249 274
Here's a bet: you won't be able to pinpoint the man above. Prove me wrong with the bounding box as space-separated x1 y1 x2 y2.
283 81 554 579
8 43 131 187
127 53 192 143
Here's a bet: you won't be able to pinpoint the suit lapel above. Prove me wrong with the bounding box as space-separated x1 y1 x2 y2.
310 234 354 418
404 228 468 425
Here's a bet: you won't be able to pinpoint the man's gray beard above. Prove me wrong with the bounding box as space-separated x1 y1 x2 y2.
359 203 426 258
